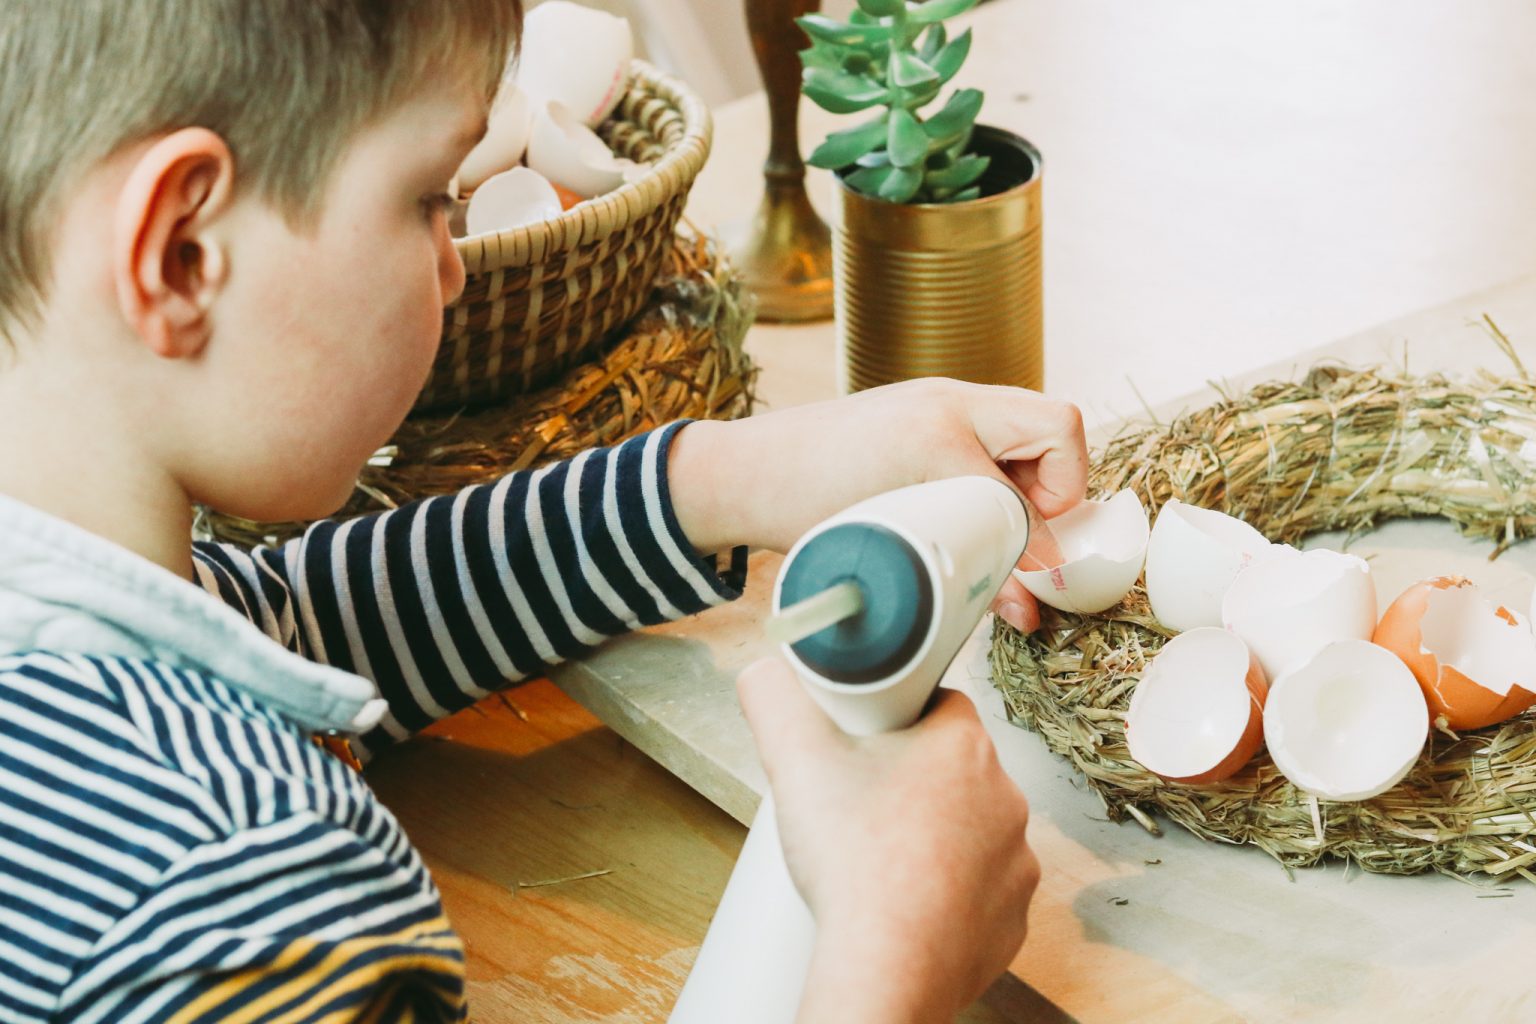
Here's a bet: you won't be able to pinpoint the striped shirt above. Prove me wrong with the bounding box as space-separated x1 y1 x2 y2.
0 423 742 1023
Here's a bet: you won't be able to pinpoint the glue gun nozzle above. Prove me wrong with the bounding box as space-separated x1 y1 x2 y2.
766 581 865 647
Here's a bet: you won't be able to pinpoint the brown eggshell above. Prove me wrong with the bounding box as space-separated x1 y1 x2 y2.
552 182 586 210
1373 577 1536 730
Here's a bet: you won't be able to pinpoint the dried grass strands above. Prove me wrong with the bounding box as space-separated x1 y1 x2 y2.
991 363 1536 881
197 233 756 548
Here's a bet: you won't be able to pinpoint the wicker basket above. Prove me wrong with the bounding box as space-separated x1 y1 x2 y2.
415 59 712 413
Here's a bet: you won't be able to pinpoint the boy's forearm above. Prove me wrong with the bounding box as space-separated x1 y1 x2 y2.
666 418 757 554
667 415 832 555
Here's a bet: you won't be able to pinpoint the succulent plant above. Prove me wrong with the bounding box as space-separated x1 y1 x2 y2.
798 0 985 204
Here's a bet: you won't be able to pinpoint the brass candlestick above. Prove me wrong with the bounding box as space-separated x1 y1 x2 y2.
730 0 834 322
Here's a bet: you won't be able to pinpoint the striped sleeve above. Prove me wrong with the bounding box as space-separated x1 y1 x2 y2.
190 422 745 756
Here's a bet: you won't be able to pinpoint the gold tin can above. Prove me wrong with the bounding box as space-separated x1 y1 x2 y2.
832 125 1043 393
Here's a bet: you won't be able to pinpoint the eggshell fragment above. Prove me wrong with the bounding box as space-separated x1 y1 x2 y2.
457 81 534 192
1373 577 1536 730
518 1 634 127
1144 500 1271 632
1263 639 1428 801
1011 490 1148 614
526 100 626 198
1221 546 1375 682
464 167 563 237
1125 627 1268 784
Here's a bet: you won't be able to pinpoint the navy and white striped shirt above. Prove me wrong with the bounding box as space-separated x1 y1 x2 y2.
0 423 741 1022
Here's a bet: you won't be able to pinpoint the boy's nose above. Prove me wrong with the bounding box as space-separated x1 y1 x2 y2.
438 220 467 305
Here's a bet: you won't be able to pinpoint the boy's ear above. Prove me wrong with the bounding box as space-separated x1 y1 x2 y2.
112 127 235 359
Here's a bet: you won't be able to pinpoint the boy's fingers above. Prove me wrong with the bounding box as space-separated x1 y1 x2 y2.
918 687 985 733
737 657 842 780
971 390 1089 520
990 576 1040 633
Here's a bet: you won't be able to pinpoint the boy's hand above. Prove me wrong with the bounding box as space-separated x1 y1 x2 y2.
669 379 1089 634
737 657 1039 1022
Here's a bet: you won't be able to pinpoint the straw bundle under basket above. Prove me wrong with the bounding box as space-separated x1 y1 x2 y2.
416 60 711 413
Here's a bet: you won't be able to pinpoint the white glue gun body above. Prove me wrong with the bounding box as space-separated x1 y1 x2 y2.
669 475 1030 1023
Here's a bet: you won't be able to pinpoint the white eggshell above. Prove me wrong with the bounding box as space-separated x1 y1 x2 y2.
457 82 534 192
464 167 563 237
1263 639 1429 801
525 100 625 198
616 157 650 185
518 1 634 127
1125 627 1267 783
1221 545 1375 682
1011 490 1149 614
1144 500 1271 632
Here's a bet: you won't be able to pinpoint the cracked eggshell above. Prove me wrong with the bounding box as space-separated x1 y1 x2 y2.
457 81 534 192
1373 577 1536 730
1011 490 1148 614
1144 500 1272 632
1263 639 1428 801
1221 546 1375 682
517 1 634 127
526 100 626 198
1125 627 1268 784
464 167 563 237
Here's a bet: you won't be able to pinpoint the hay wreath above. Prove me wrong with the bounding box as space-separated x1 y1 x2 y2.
990 355 1536 884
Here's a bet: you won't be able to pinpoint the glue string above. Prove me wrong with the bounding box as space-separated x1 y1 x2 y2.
1015 499 1065 573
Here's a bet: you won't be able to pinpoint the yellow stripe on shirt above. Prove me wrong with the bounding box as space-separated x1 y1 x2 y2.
166 916 465 1024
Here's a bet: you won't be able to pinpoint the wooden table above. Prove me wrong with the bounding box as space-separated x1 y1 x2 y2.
368 2 1536 1020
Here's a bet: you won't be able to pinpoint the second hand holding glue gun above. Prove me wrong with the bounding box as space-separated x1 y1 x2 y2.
669 474 1034 1023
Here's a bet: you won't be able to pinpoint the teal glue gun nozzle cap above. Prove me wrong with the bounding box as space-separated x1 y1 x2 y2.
776 524 934 684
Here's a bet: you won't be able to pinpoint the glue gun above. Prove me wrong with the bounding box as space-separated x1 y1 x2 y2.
669 474 1032 1024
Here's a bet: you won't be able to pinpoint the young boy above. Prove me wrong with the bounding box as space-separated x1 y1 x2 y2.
0 3 1086 1021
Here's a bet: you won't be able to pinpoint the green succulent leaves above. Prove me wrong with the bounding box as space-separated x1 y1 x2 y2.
922 87 983 148
886 109 929 168
801 67 887 114
806 112 889 169
798 14 891 47
907 0 980 25
890 51 938 89
797 1 987 203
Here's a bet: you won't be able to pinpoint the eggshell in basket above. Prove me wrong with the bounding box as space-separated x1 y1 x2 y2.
1263 639 1428 801
1373 576 1536 730
1012 490 1148 614
518 1 634 127
457 81 534 192
464 167 563 237
1125 627 1268 784
526 100 625 198
1144 499 1272 632
1221 545 1375 682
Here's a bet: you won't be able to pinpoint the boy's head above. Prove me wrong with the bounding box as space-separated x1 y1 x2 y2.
0 1 520 527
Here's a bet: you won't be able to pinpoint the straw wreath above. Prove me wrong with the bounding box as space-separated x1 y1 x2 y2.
991 348 1536 883
197 232 755 548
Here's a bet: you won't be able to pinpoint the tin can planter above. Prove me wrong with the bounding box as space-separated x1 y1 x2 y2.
832 124 1043 393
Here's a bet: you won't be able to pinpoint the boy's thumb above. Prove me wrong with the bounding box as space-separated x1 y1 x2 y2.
736 656 841 781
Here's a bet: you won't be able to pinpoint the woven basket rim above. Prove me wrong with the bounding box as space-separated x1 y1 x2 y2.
453 59 711 271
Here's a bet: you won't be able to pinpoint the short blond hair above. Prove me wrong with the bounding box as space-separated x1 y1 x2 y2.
0 0 522 342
